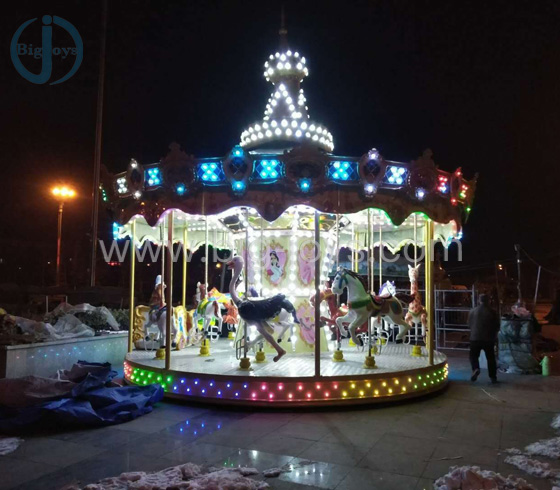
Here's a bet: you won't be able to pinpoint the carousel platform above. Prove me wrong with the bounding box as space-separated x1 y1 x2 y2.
124 339 448 407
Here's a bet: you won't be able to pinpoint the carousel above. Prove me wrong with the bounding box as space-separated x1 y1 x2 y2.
102 30 476 407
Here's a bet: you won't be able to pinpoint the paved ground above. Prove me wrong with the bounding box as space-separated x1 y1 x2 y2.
2 353 560 490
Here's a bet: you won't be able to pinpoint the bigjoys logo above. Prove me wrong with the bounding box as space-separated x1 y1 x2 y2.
10 15 83 85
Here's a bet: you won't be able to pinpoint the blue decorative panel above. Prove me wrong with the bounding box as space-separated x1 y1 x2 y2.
145 167 162 186
197 161 226 183
384 165 408 186
252 159 282 181
327 161 359 182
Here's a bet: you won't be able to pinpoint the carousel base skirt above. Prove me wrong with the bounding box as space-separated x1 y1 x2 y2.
124 340 448 407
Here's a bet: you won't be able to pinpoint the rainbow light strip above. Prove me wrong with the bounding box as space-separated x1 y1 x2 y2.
124 361 448 406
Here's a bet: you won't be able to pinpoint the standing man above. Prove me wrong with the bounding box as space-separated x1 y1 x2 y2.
469 294 500 383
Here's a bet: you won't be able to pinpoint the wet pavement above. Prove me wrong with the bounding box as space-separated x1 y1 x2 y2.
2 354 560 490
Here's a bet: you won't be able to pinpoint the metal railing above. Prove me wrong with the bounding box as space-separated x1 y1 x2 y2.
435 286 476 350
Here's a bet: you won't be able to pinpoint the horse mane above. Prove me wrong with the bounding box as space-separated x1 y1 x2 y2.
341 269 369 292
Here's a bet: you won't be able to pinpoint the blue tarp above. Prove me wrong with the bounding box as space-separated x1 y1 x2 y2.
0 361 163 432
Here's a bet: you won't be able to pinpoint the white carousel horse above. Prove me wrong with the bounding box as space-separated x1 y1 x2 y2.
140 306 178 348
331 268 412 345
244 308 295 351
193 283 224 342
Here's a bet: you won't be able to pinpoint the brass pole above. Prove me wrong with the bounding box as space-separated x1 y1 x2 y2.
367 210 372 292
204 216 209 288
335 214 340 270
378 226 383 286
367 209 372 357
244 208 249 358
413 214 418 267
182 224 188 309
314 211 321 377
165 211 174 369
127 220 136 353
161 219 165 293
425 219 435 365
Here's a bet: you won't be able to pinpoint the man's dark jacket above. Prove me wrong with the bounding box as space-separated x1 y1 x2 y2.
468 304 500 342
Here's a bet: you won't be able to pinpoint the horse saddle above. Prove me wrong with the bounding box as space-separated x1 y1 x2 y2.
370 294 386 306
150 305 166 320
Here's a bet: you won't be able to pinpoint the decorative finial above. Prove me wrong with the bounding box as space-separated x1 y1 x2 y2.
279 5 288 49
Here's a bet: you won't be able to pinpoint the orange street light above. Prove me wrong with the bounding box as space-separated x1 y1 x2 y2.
51 185 77 286
52 186 77 199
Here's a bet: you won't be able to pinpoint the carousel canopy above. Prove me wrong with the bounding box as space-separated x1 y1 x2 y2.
102 30 476 246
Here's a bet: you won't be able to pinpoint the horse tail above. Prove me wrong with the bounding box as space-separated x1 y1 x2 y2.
395 293 415 304
281 298 300 324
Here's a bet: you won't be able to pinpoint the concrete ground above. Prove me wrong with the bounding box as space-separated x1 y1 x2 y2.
2 353 560 490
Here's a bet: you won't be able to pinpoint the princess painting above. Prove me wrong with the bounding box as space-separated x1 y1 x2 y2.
263 244 286 286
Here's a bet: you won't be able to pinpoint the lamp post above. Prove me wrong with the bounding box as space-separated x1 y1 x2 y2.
51 186 76 286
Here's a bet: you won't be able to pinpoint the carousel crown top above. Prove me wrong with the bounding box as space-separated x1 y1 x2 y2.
102 25 477 245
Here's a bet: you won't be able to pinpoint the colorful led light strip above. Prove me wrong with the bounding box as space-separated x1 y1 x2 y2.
124 361 448 404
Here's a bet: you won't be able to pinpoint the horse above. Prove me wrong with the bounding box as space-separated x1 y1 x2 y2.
243 308 297 352
193 283 224 342
331 268 412 345
137 306 178 349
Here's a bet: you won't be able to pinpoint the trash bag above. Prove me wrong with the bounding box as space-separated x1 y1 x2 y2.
498 317 541 374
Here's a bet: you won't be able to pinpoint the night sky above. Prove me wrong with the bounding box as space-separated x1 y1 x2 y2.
1 0 559 286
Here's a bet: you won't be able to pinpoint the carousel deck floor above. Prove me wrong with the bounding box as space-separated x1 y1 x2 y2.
126 340 446 378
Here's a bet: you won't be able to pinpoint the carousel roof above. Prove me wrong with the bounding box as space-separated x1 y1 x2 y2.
101 30 477 238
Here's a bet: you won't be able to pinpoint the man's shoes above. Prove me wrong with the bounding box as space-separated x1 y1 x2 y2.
470 368 480 382
490 378 499 384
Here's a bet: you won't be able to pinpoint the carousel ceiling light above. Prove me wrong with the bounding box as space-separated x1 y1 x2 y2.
240 47 333 152
116 177 128 194
232 181 246 192
416 188 426 200
386 166 407 185
146 168 161 186
299 178 311 192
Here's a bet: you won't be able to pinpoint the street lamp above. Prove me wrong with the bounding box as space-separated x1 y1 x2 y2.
51 186 77 286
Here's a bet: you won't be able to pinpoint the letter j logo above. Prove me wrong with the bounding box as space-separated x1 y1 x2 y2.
10 15 83 85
